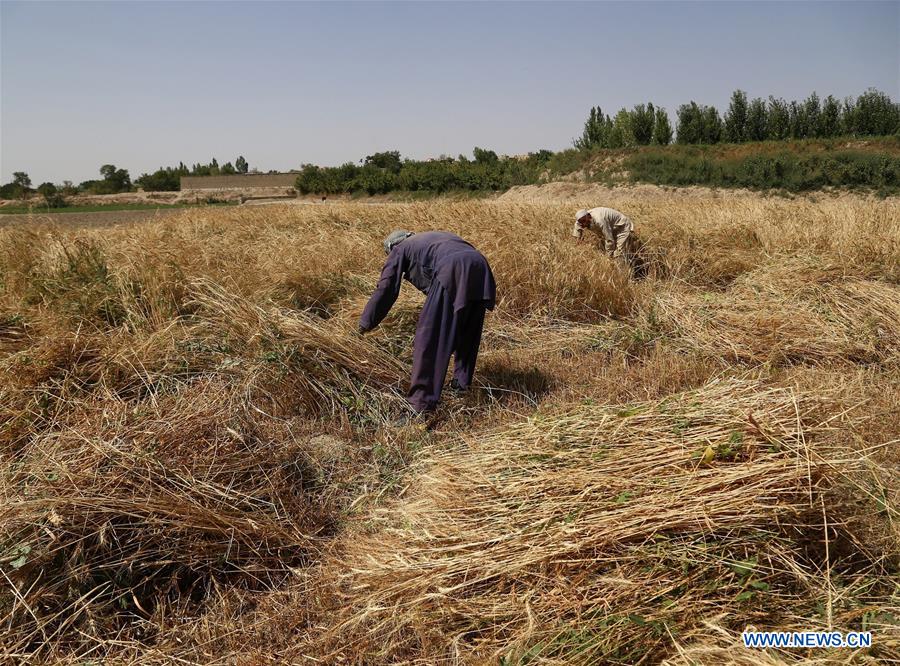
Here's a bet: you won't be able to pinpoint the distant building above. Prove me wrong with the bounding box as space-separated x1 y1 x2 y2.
180 173 298 190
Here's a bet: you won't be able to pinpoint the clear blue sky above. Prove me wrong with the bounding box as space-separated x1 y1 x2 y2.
2 1 898 184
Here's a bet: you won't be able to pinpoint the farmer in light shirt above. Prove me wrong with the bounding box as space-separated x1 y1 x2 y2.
573 207 635 269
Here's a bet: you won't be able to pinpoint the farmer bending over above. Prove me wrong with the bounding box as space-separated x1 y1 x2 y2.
359 230 496 414
573 207 636 270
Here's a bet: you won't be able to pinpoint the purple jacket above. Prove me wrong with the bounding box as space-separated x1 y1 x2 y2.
359 231 496 331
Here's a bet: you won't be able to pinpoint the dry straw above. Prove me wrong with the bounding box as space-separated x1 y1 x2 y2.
310 378 895 664
0 194 897 663
654 258 900 367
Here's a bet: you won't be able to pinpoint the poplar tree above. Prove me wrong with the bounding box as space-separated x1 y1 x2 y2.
767 97 791 140
724 90 749 142
746 98 768 141
631 103 655 145
652 107 673 145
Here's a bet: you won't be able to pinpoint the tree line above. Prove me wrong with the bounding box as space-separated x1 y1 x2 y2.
294 148 553 196
575 88 899 150
0 156 252 205
135 156 251 192
622 146 898 195
3 87 897 203
2 149 549 202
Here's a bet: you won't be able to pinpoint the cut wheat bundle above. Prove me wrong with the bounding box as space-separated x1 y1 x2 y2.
654 259 900 367
311 378 892 664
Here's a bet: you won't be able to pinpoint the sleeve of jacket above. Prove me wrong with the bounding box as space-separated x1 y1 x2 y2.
359 251 405 332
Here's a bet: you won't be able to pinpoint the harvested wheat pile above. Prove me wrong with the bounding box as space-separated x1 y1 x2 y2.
309 378 897 664
654 259 900 367
634 197 900 286
1 196 897 664
0 271 408 659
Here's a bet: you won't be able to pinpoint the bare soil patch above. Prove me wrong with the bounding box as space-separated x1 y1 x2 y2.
0 207 185 228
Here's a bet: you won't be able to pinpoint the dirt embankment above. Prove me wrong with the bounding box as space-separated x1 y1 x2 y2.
3 178 888 215
0 208 189 228
497 179 884 204
0 187 309 209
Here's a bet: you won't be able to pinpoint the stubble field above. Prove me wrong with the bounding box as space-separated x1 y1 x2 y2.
1 194 898 664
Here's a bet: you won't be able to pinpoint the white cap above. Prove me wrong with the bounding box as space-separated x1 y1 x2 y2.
575 209 590 222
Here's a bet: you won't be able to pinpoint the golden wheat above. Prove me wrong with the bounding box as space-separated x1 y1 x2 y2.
0 194 897 664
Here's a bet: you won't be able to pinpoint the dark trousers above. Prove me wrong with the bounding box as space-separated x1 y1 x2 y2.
408 283 487 412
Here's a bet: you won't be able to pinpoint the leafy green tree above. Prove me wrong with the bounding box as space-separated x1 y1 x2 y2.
652 107 673 145
355 165 396 194
528 149 554 163
37 182 56 198
135 168 181 191
608 108 634 147
851 88 900 136
13 172 31 190
37 182 67 208
631 103 655 145
788 100 812 139
1 173 31 199
574 106 609 150
701 106 723 143
297 152 541 196
679 103 722 144
188 159 230 177
803 93 821 138
364 150 403 173
788 101 802 138
108 166 131 192
840 97 857 136
96 164 132 193
221 162 236 175
724 90 749 143
473 147 499 164
10 172 32 198
295 165 323 194
767 97 791 140
597 113 614 148
605 123 623 148
746 98 768 141
676 102 703 144
337 162 359 183
819 95 841 137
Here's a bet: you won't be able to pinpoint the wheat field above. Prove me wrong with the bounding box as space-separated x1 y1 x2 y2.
1 194 898 664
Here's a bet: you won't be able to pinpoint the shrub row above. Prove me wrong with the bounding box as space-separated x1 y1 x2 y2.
623 148 900 194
